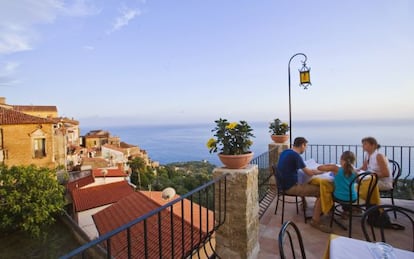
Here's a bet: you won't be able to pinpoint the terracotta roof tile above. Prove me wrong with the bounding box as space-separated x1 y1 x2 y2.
66 174 95 193
93 192 206 258
0 107 54 125
119 142 137 148
12 105 57 112
92 168 128 178
140 191 214 233
71 181 133 212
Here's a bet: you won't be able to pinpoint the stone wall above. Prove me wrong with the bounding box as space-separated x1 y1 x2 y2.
213 165 260 259
1 123 57 168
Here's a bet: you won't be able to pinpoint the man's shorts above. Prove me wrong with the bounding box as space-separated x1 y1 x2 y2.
285 183 320 197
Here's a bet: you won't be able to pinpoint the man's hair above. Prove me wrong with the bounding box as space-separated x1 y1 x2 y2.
293 137 308 147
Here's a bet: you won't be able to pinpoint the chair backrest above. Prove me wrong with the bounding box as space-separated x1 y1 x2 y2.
273 165 283 191
278 220 307 259
361 204 414 251
388 159 402 186
351 172 378 206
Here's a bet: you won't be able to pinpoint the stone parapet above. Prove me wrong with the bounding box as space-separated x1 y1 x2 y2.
268 143 289 185
213 165 260 259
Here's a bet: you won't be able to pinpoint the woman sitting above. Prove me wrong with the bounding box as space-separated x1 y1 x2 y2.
359 136 392 191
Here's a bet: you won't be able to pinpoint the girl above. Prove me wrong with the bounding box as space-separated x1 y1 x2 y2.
317 151 358 212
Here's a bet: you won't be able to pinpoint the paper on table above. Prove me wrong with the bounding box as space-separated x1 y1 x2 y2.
298 159 334 183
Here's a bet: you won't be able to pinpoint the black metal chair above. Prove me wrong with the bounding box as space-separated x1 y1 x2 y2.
361 204 414 251
379 159 402 218
330 172 378 237
273 166 308 224
278 220 307 259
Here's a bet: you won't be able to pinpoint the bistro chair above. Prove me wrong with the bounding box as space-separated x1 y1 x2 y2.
278 220 307 259
379 159 402 218
273 166 308 224
361 204 414 251
330 172 378 238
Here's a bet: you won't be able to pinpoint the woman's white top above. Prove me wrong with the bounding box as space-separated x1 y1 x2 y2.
366 150 393 190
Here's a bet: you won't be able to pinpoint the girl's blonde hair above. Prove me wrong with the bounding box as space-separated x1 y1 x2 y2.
341 151 356 177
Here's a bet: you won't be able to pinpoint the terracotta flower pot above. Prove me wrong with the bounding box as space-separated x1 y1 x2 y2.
271 134 289 144
218 152 254 169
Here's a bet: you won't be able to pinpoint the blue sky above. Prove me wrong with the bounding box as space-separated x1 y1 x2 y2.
1 0 413 127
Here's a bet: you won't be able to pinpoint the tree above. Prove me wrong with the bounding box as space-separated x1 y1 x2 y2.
0 165 66 237
127 157 146 189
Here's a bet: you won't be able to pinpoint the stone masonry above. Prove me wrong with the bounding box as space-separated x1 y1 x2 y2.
213 165 260 259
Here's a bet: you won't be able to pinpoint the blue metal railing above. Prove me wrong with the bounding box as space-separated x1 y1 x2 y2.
251 147 278 218
303 144 413 180
253 144 414 216
60 174 228 259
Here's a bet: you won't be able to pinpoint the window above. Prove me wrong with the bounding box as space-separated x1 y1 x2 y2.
33 138 46 158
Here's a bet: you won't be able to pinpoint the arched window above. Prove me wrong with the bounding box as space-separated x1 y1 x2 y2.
31 128 47 159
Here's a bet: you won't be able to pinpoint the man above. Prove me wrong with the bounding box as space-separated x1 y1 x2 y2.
276 137 331 233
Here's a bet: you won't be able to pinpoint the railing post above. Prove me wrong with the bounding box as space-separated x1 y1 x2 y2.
213 165 260 259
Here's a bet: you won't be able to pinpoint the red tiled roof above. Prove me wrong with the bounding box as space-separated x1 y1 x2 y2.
93 192 206 258
0 107 55 125
66 174 95 193
102 144 125 152
119 142 137 148
92 168 128 178
140 191 214 233
71 181 134 212
12 105 57 113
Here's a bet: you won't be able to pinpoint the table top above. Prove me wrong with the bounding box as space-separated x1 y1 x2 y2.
328 234 414 259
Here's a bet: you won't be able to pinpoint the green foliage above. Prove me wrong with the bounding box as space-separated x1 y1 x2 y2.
127 157 146 173
268 118 289 135
207 118 255 155
0 165 66 237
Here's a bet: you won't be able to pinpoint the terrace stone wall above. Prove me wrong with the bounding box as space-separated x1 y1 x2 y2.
213 165 260 259
268 143 289 185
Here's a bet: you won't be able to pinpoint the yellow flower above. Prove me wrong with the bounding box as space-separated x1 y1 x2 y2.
206 138 217 149
226 122 238 129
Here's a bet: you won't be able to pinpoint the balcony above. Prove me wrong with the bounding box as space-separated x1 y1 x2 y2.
61 143 414 258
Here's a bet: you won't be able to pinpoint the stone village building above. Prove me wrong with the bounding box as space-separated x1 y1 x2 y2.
0 97 158 171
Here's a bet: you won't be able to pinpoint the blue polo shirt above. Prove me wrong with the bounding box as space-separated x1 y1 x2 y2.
277 149 306 190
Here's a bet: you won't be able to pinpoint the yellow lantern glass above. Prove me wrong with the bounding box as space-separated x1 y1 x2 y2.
300 70 310 84
299 63 311 88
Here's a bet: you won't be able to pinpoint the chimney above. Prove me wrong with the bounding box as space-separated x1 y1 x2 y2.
0 97 5 104
117 162 124 172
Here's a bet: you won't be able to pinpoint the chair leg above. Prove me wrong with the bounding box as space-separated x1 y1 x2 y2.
348 209 353 238
391 193 397 219
330 206 334 228
295 196 299 214
281 194 285 224
274 193 280 215
302 197 307 223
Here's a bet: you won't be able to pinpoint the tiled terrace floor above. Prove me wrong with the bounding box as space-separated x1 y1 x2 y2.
258 197 414 258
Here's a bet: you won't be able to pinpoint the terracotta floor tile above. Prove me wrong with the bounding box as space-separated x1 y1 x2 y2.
258 198 414 258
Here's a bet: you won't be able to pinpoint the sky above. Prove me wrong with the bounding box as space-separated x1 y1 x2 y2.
1 0 413 127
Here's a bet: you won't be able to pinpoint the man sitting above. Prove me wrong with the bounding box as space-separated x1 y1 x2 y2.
277 137 331 233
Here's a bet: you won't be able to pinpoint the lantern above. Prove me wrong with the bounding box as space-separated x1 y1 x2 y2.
299 63 311 89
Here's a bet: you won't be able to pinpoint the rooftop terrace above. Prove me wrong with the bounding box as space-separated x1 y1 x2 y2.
258 197 414 258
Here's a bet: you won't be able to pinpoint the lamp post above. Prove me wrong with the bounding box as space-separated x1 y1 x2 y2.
288 53 311 147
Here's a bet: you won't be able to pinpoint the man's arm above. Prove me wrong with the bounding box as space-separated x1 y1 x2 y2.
302 167 323 176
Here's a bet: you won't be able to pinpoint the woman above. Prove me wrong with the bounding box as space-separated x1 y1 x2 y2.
360 137 392 191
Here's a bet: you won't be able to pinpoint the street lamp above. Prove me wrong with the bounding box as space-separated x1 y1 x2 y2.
288 53 311 147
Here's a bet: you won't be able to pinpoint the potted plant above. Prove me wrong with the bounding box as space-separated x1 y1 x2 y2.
269 118 289 143
207 118 255 169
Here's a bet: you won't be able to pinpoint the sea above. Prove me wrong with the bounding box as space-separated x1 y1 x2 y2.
81 119 414 169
